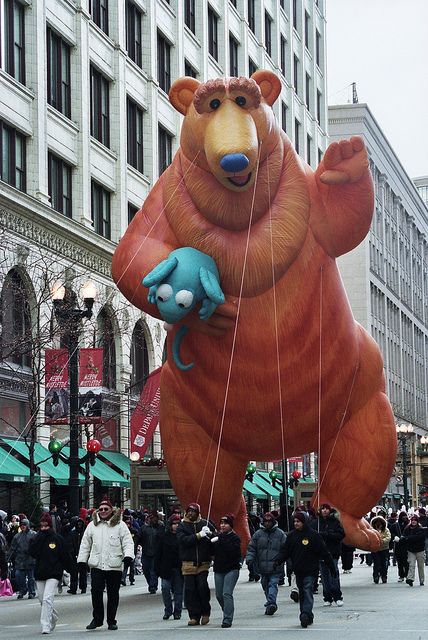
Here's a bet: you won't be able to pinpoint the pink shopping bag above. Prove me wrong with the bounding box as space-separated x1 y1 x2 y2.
0 578 14 596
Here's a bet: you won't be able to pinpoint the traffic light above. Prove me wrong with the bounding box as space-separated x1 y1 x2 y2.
48 439 63 466
245 462 256 482
86 438 101 465
289 470 301 489
269 469 279 488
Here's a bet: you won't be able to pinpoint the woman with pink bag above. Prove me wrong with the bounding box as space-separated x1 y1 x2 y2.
0 528 14 596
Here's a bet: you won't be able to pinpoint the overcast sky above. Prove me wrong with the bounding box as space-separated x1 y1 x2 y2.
326 0 428 180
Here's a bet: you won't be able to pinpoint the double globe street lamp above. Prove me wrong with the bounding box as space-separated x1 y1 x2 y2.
396 423 414 510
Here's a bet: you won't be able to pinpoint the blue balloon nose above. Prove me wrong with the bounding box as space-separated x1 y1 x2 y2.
220 153 249 173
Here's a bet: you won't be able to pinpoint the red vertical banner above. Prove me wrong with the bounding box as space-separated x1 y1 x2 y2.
45 349 69 424
130 367 161 459
78 348 103 424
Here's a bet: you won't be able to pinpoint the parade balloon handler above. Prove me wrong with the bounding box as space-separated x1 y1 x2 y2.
211 514 241 628
155 514 184 620
76 497 134 631
29 513 72 635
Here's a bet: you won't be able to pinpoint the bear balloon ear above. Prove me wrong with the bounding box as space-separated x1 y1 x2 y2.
250 70 281 106
169 77 201 115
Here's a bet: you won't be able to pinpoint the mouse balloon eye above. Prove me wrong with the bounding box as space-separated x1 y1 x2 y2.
156 283 173 302
175 290 194 309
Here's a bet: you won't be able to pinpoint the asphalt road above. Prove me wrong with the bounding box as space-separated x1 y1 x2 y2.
1 561 427 639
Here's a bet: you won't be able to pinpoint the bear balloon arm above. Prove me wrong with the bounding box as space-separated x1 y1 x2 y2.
309 137 374 258
199 298 217 322
181 297 238 337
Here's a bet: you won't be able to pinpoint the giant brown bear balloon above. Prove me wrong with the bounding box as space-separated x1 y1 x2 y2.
112 71 397 551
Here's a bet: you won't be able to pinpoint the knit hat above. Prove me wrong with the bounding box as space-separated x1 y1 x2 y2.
220 514 234 527
410 513 419 521
320 503 332 511
169 514 181 524
99 496 113 509
263 512 277 522
20 518 30 526
293 511 308 525
186 502 200 514
40 513 52 527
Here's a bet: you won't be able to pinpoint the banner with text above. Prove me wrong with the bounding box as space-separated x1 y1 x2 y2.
130 367 161 459
45 349 69 424
78 348 103 424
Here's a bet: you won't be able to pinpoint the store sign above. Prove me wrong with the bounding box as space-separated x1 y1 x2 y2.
78 348 103 424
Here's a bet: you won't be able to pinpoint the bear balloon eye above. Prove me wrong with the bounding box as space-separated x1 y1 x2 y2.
235 96 247 107
209 98 221 110
175 290 194 309
156 283 173 302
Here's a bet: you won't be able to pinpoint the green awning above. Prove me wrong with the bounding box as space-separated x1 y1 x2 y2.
98 451 130 476
62 447 129 488
2 438 84 486
258 471 294 498
253 472 281 498
0 445 39 482
243 479 267 499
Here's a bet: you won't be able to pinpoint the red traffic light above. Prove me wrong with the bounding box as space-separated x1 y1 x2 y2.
292 470 301 479
87 438 101 453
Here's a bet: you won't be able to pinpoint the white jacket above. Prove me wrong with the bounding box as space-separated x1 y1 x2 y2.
77 509 134 572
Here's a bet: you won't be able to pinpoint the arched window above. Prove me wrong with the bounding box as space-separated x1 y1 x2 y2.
97 308 116 389
130 321 149 396
0 270 32 367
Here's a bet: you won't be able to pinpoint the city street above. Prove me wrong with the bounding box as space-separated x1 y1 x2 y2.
1 561 427 639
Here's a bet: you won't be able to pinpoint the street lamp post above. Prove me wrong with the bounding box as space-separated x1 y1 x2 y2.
396 423 414 510
51 281 96 517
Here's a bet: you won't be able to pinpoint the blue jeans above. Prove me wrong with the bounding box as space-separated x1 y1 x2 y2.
214 569 240 625
161 568 184 617
16 567 36 596
260 573 280 607
296 575 314 621
320 558 342 602
372 549 389 581
141 555 158 592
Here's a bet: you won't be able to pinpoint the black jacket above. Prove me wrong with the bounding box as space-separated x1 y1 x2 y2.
155 530 181 579
277 524 335 578
213 531 241 574
139 523 164 557
177 516 215 565
311 513 345 559
29 529 72 581
403 524 426 553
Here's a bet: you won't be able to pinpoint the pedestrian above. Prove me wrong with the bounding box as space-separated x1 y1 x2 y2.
29 513 72 635
276 511 336 628
121 516 139 586
403 514 425 587
246 512 260 582
246 511 286 616
176 502 215 626
77 497 135 631
417 508 428 566
155 513 184 620
67 517 87 594
139 509 164 594
211 514 241 628
370 514 391 583
6 517 37 599
392 512 409 581
340 543 355 573
311 503 345 606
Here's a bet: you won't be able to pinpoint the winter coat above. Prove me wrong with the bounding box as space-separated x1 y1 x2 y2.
29 530 72 581
246 523 286 575
418 515 428 537
69 520 86 558
77 509 135 572
154 529 181 579
277 523 336 578
403 523 426 553
312 512 345 559
177 515 215 575
213 530 241 574
370 516 391 551
6 529 36 570
139 522 164 557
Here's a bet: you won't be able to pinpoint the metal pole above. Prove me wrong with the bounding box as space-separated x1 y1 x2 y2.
281 458 290 531
402 436 409 509
69 326 80 517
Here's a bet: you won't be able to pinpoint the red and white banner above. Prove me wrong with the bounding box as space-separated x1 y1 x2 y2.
78 348 103 424
45 349 69 424
130 367 161 459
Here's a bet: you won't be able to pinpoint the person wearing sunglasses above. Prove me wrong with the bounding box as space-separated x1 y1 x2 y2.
77 497 134 631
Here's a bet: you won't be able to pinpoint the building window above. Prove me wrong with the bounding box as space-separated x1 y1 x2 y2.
127 97 144 173
184 59 197 77
306 134 311 165
229 34 238 77
128 202 138 224
184 0 195 34
126 1 142 67
0 119 25 191
208 6 218 61
48 152 72 217
248 0 255 34
158 126 172 176
281 101 287 133
90 0 108 35
97 308 116 389
293 0 298 30
304 11 310 49
280 35 286 76
294 119 300 154
47 27 71 118
248 57 257 76
90 66 110 147
293 54 299 94
91 180 111 239
305 72 310 110
318 148 323 164
264 11 272 57
316 89 321 124
316 30 321 66
0 270 32 368
157 31 171 93
130 321 149 396
2 0 25 84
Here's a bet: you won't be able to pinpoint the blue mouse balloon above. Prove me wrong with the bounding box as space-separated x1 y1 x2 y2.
142 247 225 371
